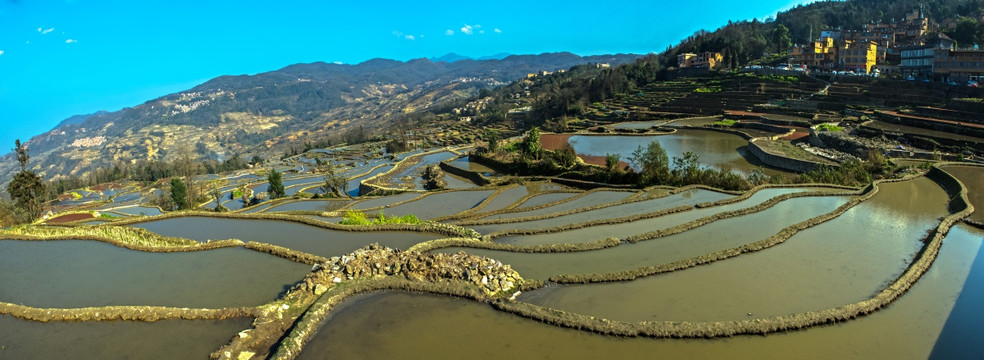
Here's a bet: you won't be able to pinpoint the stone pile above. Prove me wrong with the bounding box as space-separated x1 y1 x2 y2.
299 244 522 297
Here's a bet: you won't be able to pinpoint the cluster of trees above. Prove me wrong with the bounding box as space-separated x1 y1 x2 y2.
777 0 984 44
628 141 749 190
44 153 259 203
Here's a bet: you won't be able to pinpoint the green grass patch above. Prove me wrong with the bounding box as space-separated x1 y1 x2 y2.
816 124 843 132
99 213 118 219
339 210 422 226
501 141 521 153
694 87 721 93
713 119 737 127
70 192 83 200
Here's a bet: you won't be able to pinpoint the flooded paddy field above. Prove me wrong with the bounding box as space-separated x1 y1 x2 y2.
481 190 634 221
517 178 949 320
0 316 252 360
377 190 495 220
566 129 790 176
262 199 350 213
129 217 443 256
940 165 984 224
293 223 984 359
467 188 735 235
445 194 849 280
347 192 424 210
0 240 308 308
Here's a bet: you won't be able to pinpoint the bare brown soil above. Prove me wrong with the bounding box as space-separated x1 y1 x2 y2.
46 213 95 223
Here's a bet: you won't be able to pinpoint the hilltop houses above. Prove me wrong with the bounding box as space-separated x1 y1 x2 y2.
677 52 724 69
787 8 933 75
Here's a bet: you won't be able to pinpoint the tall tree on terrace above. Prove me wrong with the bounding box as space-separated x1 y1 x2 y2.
268 169 285 199
772 24 792 54
7 140 46 222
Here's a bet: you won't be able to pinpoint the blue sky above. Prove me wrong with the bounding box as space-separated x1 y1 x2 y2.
0 0 815 149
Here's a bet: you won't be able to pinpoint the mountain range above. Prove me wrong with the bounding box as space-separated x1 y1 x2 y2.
3 52 640 185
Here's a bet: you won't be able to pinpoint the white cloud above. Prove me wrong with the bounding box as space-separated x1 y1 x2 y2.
479 30 485 34
333 61 343 65
65 39 77 44
0 50 4 56
461 24 474 35
38 27 54 35
405 34 415 40
494 28 502 33
445 29 454 36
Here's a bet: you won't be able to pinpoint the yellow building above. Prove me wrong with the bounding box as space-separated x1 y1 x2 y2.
789 37 836 69
838 40 878 73
677 52 723 69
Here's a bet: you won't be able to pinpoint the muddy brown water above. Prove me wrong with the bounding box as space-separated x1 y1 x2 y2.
446 195 848 280
482 191 635 221
469 188 733 235
443 172 479 189
447 156 498 174
298 224 984 359
0 316 251 360
490 188 826 245
940 165 984 224
517 178 950 321
130 217 443 257
0 240 309 308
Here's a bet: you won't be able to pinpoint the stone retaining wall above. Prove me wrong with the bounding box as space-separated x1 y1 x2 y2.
438 159 491 186
747 139 829 172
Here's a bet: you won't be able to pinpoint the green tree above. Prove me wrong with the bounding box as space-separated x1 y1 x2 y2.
945 18 983 47
555 143 578 168
629 141 671 185
521 127 542 160
604 153 621 173
772 24 792 54
7 140 46 222
170 178 188 210
268 169 285 199
320 165 349 197
485 129 500 154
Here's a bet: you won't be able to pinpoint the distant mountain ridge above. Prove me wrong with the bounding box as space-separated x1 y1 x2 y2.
429 53 512 63
4 52 641 185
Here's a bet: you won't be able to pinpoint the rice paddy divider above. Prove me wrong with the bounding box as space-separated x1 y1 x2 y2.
0 302 257 323
109 211 472 239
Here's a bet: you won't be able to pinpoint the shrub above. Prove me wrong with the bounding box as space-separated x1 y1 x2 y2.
339 210 421 226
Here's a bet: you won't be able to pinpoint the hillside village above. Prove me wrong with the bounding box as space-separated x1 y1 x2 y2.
678 7 984 84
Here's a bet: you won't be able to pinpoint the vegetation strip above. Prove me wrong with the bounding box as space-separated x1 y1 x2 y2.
488 168 974 338
110 211 474 239
244 241 329 265
0 302 257 322
408 237 622 254
0 226 244 252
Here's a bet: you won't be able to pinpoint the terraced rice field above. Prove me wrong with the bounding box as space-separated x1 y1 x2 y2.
7 158 983 359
